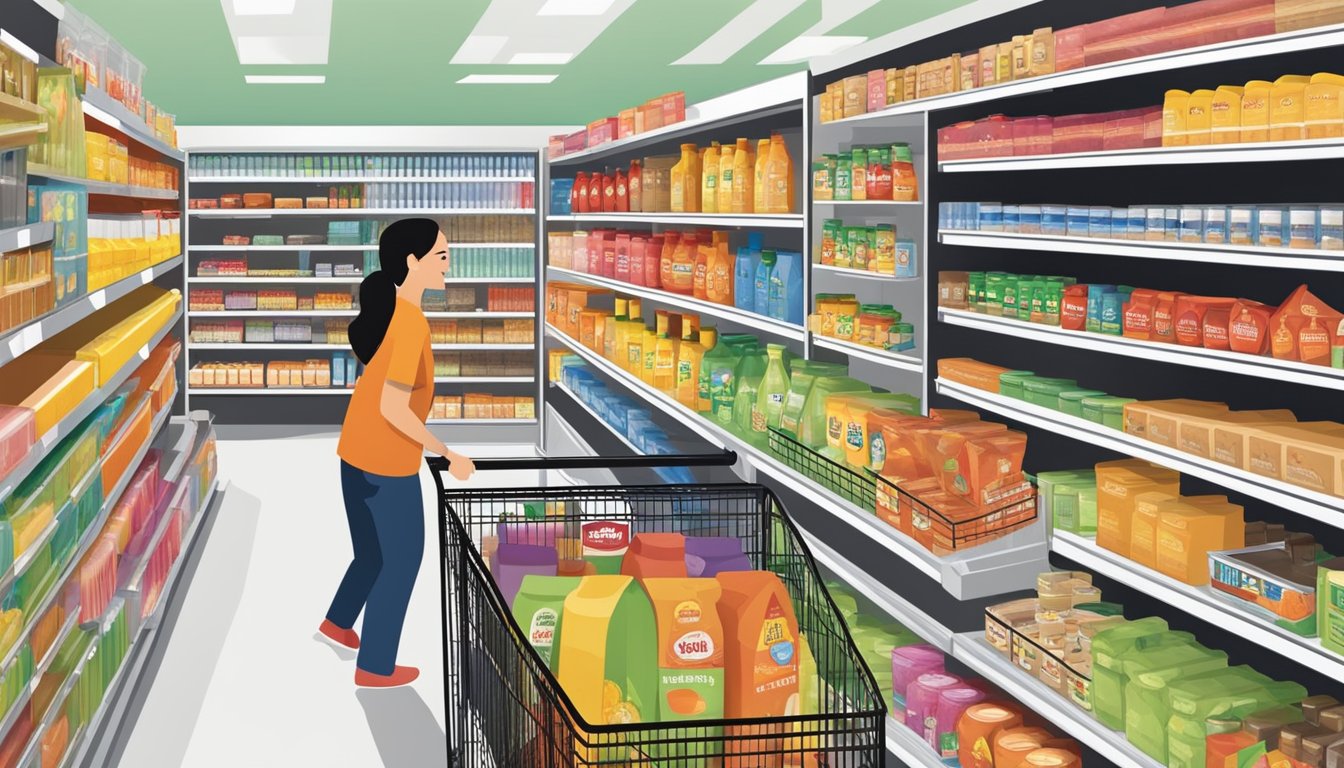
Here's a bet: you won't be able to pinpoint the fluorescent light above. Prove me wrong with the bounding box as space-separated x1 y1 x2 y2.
673 0 806 66
759 35 866 65
0 30 39 64
236 34 330 64
537 0 616 16
244 75 326 84
509 52 574 65
457 74 558 84
450 34 509 65
233 0 297 15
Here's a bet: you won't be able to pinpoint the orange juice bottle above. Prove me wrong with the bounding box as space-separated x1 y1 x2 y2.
669 232 698 295
706 236 735 305
754 139 770 214
732 138 755 213
654 311 681 393
641 326 658 384
693 243 713 300
764 134 795 214
624 300 645 373
660 231 681 290
701 141 721 213
671 143 701 213
717 570 801 767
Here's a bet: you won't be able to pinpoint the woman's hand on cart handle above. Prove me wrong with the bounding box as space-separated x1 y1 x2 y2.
444 449 475 481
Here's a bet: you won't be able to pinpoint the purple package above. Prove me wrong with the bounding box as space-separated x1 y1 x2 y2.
493 543 557 607
498 519 563 548
684 537 752 577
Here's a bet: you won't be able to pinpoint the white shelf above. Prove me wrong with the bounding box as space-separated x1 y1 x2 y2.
886 717 948 768
188 275 535 284
187 175 533 183
827 23 1344 123
0 221 54 254
938 307 1344 390
188 242 534 251
189 207 534 217
935 378 1344 530
0 252 170 368
189 342 533 351
445 277 535 284
939 138 1344 173
0 92 42 123
1052 530 1344 681
811 335 923 374
547 213 805 228
0 315 179 507
812 263 920 283
189 310 533 319
81 86 185 162
548 323 1046 599
813 199 922 207
938 230 1344 273
28 165 180 200
951 633 1162 768
546 266 806 341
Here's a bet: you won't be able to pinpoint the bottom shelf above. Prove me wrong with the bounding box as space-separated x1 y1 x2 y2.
951 633 1161 768
887 716 946 768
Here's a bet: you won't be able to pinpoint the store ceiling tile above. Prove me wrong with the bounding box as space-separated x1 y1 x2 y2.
67 0 978 126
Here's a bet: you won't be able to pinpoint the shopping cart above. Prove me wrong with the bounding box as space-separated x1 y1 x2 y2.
429 453 888 767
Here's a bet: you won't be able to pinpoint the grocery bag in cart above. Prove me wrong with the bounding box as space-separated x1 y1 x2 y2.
430 453 888 767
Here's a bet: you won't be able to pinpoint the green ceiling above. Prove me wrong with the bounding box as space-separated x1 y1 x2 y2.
68 0 973 126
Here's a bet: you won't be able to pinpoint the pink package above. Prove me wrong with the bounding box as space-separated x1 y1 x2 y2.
0 406 36 479
1161 0 1274 50
79 539 117 623
934 685 988 758
937 123 968 161
563 130 588 154
1052 113 1106 154
891 644 945 724
1141 106 1164 147
1083 7 1168 66
548 135 566 160
1013 116 1054 156
906 673 961 739
586 231 604 274
868 69 887 112
969 115 1014 158
1054 26 1087 71
1103 109 1148 150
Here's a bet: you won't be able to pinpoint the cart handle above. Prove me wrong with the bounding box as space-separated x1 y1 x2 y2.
426 451 738 472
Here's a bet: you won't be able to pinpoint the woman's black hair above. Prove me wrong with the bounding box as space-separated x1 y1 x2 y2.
348 218 441 364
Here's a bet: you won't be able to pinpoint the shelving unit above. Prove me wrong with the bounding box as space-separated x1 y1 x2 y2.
0 221 53 254
546 213 804 228
184 149 542 431
810 335 924 374
29 166 180 200
939 138 1344 173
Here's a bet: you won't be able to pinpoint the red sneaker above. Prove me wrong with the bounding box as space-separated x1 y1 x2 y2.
318 619 360 650
355 665 420 688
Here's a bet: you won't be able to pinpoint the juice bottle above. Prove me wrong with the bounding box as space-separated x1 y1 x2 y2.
753 344 791 436
571 172 588 213
693 243 713 300
731 351 768 436
628 159 642 211
641 325 658 384
732 138 754 213
717 570 801 767
754 139 770 214
604 297 627 361
669 233 698 295
754 250 777 316
690 326 718 412
602 170 618 213
704 336 750 419
706 237 735 305
671 143 700 213
659 231 681 290
701 141 720 213
764 134 794 214
734 233 764 311
717 144 736 214
653 311 680 393
614 167 629 212
676 321 703 407
587 171 603 212
624 300 645 372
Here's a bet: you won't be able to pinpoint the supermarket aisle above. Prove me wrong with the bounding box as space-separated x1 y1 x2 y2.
110 435 544 768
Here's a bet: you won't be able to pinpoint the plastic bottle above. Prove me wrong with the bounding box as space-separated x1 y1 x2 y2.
605 297 627 361
627 159 642 212
753 343 791 437
653 311 680 393
675 319 703 407
706 235 735 306
764 134 794 214
602 170 618 213
623 299 644 372
659 231 681 291
587 172 603 213
571 172 588 213
669 233 697 295
693 327 719 412
768 250 804 324
614 168 629 212
732 138 754 213
717 144 736 215
701 142 720 214
670 143 700 213
754 139 770 214
730 351 767 435
754 250 777 317
734 233 764 311
692 243 712 300
641 325 658 384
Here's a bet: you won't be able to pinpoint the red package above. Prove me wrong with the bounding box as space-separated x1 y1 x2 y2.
868 69 887 112
1175 296 1236 346
1228 299 1274 354
1141 106 1165 147
1054 26 1087 71
1053 113 1106 154
1203 307 1232 350
1123 288 1160 340
629 237 647 286
614 169 629 213
614 233 631 282
602 173 618 213
548 135 565 160
1152 291 1183 344
970 115 1014 158
1103 109 1148 150
1269 284 1344 365
1161 0 1274 51
601 233 617 278
586 231 604 274
563 130 587 154
1061 285 1089 331
587 173 603 213
572 173 588 213
1084 8 1168 65
867 160 893 200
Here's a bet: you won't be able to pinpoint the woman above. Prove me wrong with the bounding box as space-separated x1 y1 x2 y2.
319 218 474 688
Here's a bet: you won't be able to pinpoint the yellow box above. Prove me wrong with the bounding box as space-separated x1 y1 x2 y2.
1269 75 1312 142
1163 90 1191 147
1304 72 1344 139
1185 89 1216 146
1156 498 1245 585
1210 86 1245 144
1241 80 1275 142
84 133 111 181
1095 460 1181 558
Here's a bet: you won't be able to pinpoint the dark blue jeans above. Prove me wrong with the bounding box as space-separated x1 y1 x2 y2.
327 461 425 675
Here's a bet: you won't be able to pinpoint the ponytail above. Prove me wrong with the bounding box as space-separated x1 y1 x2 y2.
348 217 441 364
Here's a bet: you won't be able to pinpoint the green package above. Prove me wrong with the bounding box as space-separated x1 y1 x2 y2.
835 157 853 201
511 576 582 673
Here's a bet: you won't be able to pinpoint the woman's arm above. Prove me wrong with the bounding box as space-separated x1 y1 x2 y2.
380 381 475 479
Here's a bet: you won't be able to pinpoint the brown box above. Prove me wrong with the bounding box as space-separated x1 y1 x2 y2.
243 192 273 209
274 197 303 209
1246 424 1344 495
979 44 999 86
1030 28 1055 77
1275 0 1344 32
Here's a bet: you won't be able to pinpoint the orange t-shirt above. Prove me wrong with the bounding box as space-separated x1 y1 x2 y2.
337 298 434 476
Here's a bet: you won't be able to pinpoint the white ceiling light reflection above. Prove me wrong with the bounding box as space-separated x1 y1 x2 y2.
221 0 331 65
537 0 617 16
449 0 633 65
674 0 806 66
232 0 297 15
244 75 326 83
509 52 575 65
458 74 559 84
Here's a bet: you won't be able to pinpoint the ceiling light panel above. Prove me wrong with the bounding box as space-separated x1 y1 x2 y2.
458 74 558 84
673 0 806 66
222 0 332 65
446 0 634 66
244 74 326 83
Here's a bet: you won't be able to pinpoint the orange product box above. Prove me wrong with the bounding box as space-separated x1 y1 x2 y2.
1173 296 1236 346
1123 399 1228 446
937 358 1011 394
1129 490 1180 569
1181 409 1297 460
1269 284 1343 366
243 193 273 209
0 357 96 436
1095 460 1182 557
1246 423 1344 494
926 427 1027 504
1155 497 1246 585
902 476 1036 555
618 108 637 139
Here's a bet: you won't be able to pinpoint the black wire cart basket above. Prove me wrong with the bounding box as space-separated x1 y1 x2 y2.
430 453 888 767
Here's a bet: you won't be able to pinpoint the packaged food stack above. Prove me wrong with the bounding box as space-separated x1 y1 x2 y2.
0 149 27 231
810 293 916 351
190 321 244 344
486 286 534 312
321 319 348 345
86 214 179 291
38 285 180 386
817 219 919 277
30 68 86 175
265 360 335 388
197 259 247 276
76 539 117 623
0 406 36 479
0 244 55 334
547 91 685 157
812 144 919 202
188 290 225 312
0 36 39 106
430 394 534 421
256 290 298 311
434 351 532 378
